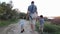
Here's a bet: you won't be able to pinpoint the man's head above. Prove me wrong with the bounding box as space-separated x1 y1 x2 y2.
31 1 34 4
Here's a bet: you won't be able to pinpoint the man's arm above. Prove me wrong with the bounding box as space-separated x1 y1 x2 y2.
26 10 30 20
35 6 38 14
26 6 30 20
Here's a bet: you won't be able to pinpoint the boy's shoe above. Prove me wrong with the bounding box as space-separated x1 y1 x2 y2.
21 29 24 33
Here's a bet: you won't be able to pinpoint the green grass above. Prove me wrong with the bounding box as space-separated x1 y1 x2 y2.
35 21 60 34
0 19 19 27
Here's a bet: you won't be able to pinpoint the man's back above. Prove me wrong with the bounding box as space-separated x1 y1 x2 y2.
28 4 37 14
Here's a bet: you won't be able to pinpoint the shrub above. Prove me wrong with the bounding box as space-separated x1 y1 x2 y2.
0 19 18 27
35 21 60 34
44 23 60 33
35 21 40 31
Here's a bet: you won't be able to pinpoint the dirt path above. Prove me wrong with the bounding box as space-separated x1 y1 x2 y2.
1 19 38 34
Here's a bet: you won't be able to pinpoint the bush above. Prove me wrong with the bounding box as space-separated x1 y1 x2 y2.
0 19 19 27
35 21 40 31
52 32 60 34
44 23 60 33
35 21 60 34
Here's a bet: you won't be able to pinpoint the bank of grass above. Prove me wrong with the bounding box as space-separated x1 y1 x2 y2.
36 21 60 34
0 19 19 27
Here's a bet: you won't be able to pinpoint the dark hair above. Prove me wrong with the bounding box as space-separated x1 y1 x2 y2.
40 15 43 18
31 1 34 4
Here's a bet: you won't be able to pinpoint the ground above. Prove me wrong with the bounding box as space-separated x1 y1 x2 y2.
0 19 38 34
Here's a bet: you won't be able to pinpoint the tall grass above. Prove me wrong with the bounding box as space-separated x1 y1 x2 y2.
0 19 19 27
35 21 60 34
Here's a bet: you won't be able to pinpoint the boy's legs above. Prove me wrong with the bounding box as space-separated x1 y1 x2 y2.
21 24 24 33
40 24 44 34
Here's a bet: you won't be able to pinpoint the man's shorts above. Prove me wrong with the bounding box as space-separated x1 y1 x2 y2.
29 12 38 25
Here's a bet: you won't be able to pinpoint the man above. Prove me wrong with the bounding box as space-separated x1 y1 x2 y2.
27 1 38 32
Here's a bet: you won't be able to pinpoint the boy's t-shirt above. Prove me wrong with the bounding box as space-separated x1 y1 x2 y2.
39 18 44 25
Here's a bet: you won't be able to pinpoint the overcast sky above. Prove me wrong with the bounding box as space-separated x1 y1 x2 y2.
0 0 60 18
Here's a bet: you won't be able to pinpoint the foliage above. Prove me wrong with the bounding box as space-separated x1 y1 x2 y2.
0 2 19 20
0 19 19 27
35 21 40 31
19 12 27 19
44 23 60 33
35 21 60 34
44 17 48 21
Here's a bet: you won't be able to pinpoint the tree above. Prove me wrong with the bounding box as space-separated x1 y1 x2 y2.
19 12 26 19
0 2 19 20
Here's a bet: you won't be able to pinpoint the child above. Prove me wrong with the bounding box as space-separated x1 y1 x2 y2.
20 17 25 33
39 15 45 34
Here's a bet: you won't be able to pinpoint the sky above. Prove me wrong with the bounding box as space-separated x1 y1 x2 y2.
0 0 60 18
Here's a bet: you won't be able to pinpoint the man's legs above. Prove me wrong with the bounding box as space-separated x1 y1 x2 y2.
30 20 34 31
30 19 36 32
32 19 36 31
31 23 34 31
29 20 35 31
29 13 37 32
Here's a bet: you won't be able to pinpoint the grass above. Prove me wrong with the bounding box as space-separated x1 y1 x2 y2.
0 19 19 27
35 21 60 34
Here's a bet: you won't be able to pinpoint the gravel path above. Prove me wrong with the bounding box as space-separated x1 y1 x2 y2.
1 19 38 34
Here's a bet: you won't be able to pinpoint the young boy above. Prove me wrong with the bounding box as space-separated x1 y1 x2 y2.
20 17 25 33
39 15 45 34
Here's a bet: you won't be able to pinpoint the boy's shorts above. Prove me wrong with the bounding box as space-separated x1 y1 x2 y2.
40 24 44 30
